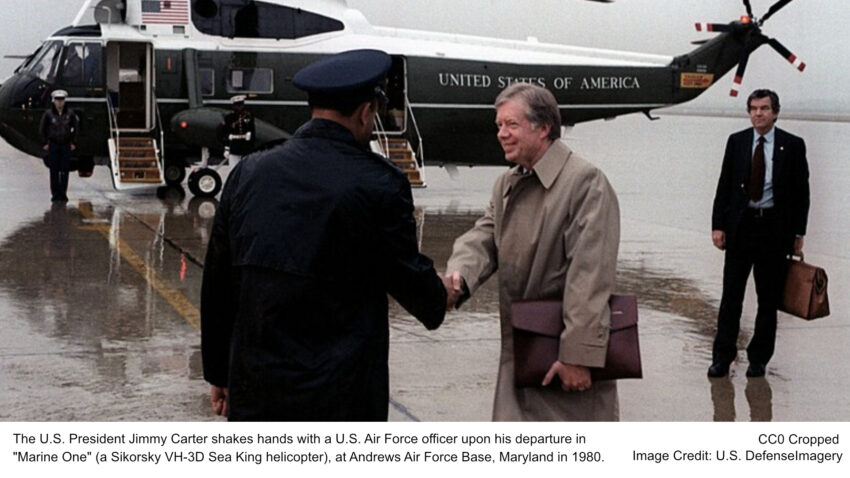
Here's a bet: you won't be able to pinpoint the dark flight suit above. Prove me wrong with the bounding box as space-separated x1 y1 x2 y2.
201 119 446 421
39 106 78 201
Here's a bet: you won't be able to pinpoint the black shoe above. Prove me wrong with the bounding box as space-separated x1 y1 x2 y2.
708 362 730 377
746 363 766 377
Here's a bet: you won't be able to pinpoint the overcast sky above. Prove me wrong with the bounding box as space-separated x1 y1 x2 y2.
1 0 846 115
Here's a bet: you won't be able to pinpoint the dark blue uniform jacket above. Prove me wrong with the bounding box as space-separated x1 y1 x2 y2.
201 119 446 421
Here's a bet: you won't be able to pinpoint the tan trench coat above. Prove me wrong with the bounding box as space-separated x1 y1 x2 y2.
447 140 621 421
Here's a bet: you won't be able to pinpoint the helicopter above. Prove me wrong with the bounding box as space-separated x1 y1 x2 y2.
0 0 806 197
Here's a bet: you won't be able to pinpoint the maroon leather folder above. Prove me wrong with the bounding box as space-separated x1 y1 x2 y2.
511 295 642 387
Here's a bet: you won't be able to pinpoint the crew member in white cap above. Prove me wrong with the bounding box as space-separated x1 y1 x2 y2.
39 90 79 201
220 95 255 168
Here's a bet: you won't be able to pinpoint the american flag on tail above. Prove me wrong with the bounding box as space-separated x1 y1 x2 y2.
141 0 189 25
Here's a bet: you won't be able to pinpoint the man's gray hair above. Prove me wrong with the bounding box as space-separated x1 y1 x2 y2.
495 83 562 140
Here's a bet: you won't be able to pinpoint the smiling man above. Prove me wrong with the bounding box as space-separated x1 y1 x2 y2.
444 83 621 421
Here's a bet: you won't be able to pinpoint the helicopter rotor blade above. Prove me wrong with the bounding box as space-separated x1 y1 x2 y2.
761 0 794 23
729 53 751 97
743 0 754 18
695 23 732 33
768 38 806 71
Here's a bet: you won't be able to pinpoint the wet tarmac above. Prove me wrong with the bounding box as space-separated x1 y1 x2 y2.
0 113 847 421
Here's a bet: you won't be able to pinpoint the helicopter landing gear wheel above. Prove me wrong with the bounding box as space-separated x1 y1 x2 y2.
187 168 222 198
164 162 186 186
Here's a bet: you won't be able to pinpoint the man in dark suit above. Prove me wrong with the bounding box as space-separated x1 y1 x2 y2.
708 89 810 378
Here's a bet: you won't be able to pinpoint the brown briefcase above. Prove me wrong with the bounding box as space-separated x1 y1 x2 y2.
511 295 642 387
780 257 830 320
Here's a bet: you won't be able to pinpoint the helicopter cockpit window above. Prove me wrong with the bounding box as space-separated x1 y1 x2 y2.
59 43 103 88
14 45 42 74
192 0 344 39
226 68 272 94
28 41 63 84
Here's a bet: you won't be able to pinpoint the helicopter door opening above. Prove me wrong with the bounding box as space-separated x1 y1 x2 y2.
370 55 425 187
106 42 153 131
380 56 407 134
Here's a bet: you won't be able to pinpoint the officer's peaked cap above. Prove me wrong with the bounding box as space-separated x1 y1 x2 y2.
51 90 68 99
293 49 391 96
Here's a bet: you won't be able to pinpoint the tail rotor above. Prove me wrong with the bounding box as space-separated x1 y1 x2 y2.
695 0 804 96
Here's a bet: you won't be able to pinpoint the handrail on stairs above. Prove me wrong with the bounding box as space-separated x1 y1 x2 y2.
105 93 121 187
372 114 391 157
404 97 426 184
153 93 165 177
370 98 426 186
106 93 119 145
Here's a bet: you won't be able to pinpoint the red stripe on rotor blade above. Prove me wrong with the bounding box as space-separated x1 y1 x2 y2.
788 54 797 63
733 76 743 84
695 23 702 31
798 62 806 72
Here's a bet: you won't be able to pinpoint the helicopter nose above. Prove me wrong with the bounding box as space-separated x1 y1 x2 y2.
0 78 15 138
0 83 8 120
0 83 7 123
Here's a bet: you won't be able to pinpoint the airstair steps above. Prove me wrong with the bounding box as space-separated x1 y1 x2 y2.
117 136 162 183
379 138 424 187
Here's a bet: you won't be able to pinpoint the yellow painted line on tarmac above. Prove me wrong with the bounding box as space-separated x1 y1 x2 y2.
77 210 201 331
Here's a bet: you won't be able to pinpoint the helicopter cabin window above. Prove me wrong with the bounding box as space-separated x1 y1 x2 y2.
28 41 63 84
200 68 215 96
59 43 103 89
227 68 272 94
191 0 344 39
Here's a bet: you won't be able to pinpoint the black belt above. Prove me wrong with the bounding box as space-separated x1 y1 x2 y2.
746 207 775 218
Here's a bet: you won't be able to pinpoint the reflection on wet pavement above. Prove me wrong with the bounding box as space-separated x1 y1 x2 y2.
618 267 717 337
710 377 774 422
744 378 773 422
0 194 212 420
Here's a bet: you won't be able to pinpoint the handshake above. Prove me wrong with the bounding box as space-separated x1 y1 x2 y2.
441 271 465 312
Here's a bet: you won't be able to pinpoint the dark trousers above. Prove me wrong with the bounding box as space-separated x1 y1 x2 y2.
712 210 788 366
48 143 71 200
